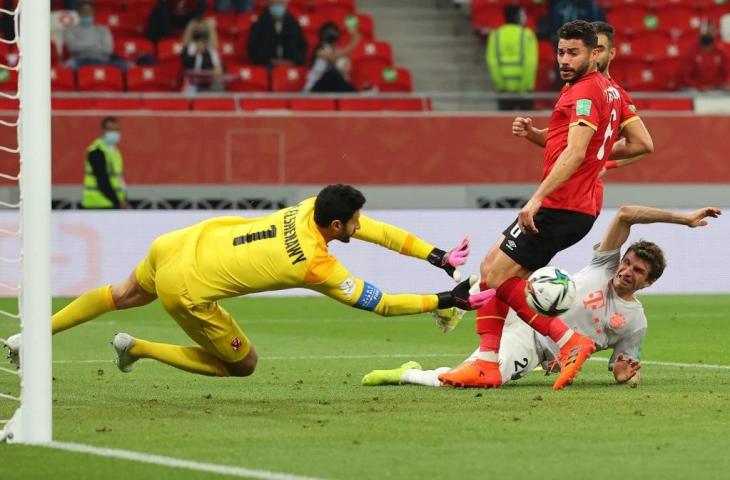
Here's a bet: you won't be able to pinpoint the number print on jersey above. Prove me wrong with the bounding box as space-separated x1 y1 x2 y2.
232 225 277 246
597 108 618 161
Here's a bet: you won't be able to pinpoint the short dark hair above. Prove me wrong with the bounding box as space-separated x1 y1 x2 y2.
592 21 615 47
101 116 118 130
504 5 522 24
625 240 666 283
558 20 598 49
314 184 366 227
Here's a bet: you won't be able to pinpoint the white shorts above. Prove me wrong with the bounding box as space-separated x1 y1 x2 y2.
464 315 552 385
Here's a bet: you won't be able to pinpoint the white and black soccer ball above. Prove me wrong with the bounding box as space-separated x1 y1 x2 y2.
526 266 576 317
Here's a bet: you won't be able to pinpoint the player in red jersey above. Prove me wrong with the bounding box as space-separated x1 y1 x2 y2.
440 20 652 390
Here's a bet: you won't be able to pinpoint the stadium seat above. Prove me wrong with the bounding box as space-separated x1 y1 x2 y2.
127 66 178 91
311 0 356 21
376 67 413 93
350 63 382 90
471 1 505 34
538 40 554 70
94 97 145 110
609 6 651 35
384 97 432 111
631 30 672 61
235 13 258 41
0 69 17 92
51 97 96 110
77 65 124 91
285 0 310 17
699 2 730 27
652 58 682 90
114 37 156 63
239 98 289 110
207 12 238 38
141 98 191 110
337 98 385 111
95 11 145 37
192 97 237 111
271 66 307 91
297 12 325 39
156 38 185 72
614 37 643 61
219 37 247 65
289 98 337 111
0 97 18 110
654 5 702 35
351 40 393 73
51 66 75 91
226 65 269 91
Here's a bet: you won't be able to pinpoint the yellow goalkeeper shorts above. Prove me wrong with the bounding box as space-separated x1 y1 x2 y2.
134 227 251 363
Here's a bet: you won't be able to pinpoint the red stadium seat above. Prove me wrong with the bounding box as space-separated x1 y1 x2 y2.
350 64 382 90
384 97 431 111
51 97 96 110
609 6 651 35
239 98 289 110
471 2 505 34
236 13 258 40
654 5 702 35
311 0 355 21
0 69 17 92
351 40 394 73
192 97 237 110
338 98 385 111
114 37 156 62
206 12 238 38
141 98 190 110
93 98 145 110
95 11 145 37
271 66 307 91
127 66 178 91
289 98 337 110
376 67 413 93
219 37 247 65
297 13 325 38
0 97 18 110
538 40 554 70
631 30 672 61
698 1 730 27
51 66 75 91
652 58 682 90
226 65 269 92
285 0 310 17
77 65 124 91
156 38 185 72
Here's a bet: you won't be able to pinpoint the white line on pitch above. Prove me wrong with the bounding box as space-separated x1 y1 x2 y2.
48 353 730 370
45 441 328 480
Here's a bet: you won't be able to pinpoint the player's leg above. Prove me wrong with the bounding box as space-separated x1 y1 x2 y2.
361 361 428 386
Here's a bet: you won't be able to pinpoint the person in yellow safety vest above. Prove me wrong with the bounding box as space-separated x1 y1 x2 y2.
486 5 538 111
82 116 127 209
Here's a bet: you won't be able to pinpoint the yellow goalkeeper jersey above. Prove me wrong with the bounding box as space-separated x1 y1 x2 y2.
179 197 440 316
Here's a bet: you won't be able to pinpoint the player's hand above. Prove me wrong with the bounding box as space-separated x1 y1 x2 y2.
432 307 465 333
598 167 607 178
518 198 541 234
684 207 721 228
436 275 496 310
613 353 641 383
427 236 470 281
512 117 533 137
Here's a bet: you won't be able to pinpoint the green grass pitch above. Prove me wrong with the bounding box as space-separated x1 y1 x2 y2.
1 295 730 479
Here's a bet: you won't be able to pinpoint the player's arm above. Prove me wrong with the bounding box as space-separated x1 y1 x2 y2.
607 117 653 162
354 213 470 280
512 116 548 147
609 329 645 384
519 123 594 233
598 205 722 252
612 353 641 384
309 261 493 317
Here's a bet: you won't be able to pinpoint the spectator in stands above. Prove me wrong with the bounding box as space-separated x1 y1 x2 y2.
181 18 224 93
215 0 255 14
147 0 206 43
486 5 538 110
247 0 307 69
63 1 127 70
303 21 361 92
182 15 219 49
680 21 730 92
548 0 605 44
82 117 127 210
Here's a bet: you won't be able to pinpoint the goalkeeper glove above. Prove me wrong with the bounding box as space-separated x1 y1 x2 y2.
427 236 470 281
436 274 495 310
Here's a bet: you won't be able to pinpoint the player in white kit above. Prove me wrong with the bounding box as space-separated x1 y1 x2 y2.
362 205 720 388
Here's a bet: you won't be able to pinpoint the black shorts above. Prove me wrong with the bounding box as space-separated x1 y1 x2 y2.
500 208 596 272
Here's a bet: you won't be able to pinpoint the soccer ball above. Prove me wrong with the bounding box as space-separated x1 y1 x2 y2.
526 266 576 317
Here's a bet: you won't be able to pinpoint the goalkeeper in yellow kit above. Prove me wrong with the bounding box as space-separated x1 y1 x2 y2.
4 184 493 378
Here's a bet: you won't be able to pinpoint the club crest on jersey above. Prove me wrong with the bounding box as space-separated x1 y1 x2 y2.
605 87 620 103
230 336 243 352
609 313 626 330
576 98 592 115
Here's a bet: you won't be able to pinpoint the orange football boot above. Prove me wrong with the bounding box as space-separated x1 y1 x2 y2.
438 359 501 388
552 333 596 390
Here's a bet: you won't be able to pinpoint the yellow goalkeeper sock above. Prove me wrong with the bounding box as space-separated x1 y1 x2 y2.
52 285 116 334
130 339 229 377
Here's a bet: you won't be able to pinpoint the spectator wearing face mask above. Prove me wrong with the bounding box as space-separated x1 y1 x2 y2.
181 16 224 93
82 117 127 210
247 0 307 68
680 21 730 92
303 21 361 92
63 1 128 70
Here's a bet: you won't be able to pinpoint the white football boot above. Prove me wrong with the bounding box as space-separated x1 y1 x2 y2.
112 332 137 373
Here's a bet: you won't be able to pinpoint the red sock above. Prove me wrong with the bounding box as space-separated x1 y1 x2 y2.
475 294 509 353
496 276 569 343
